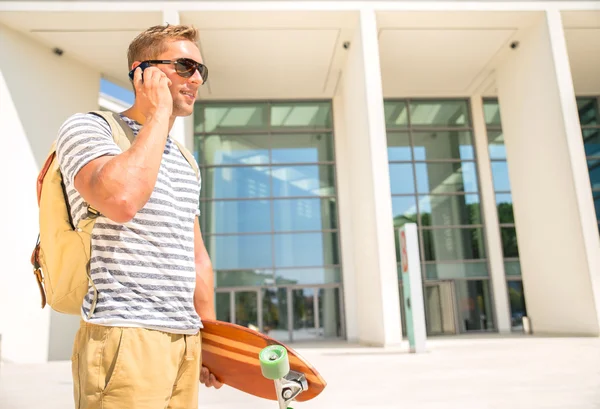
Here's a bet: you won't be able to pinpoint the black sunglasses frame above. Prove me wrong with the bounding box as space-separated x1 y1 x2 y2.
128 58 208 83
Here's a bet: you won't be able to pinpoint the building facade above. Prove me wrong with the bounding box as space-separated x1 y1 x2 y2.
1 0 599 363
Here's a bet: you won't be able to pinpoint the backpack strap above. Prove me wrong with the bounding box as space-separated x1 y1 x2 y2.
88 110 134 151
172 139 200 181
90 110 200 181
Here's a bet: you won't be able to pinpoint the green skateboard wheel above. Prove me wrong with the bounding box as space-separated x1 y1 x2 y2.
259 345 290 380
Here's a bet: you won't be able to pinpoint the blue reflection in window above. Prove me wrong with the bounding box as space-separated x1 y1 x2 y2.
210 200 271 234
274 232 337 267
274 199 328 231
415 162 479 193
491 161 512 192
583 129 600 157
212 167 270 199
211 235 272 270
272 165 333 197
392 196 418 225
389 163 416 194
593 192 600 221
588 159 600 190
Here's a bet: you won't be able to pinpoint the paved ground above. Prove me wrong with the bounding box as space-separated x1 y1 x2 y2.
1 334 600 409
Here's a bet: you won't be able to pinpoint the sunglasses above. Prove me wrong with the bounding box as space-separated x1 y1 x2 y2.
129 58 208 83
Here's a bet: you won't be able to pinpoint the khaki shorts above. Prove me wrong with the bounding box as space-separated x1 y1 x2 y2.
71 320 201 409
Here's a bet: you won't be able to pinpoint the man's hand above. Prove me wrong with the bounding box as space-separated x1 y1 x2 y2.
132 65 173 120
200 366 223 389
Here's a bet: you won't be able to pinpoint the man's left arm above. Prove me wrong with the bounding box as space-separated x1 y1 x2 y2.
193 216 215 320
193 216 223 389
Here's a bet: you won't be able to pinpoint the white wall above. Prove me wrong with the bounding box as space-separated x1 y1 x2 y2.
496 11 600 336
334 10 402 347
0 23 101 363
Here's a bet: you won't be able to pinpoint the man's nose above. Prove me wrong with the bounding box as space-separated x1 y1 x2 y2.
189 69 203 85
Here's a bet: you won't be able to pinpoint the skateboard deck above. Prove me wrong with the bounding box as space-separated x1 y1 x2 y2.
200 319 327 404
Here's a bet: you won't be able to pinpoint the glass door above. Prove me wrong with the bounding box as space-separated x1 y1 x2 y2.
424 281 457 335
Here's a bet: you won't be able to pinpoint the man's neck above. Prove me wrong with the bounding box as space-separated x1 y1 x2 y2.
121 103 176 131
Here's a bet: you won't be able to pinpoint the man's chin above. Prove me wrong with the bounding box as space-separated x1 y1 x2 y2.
173 104 195 117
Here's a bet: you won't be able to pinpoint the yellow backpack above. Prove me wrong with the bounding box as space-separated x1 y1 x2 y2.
31 110 199 317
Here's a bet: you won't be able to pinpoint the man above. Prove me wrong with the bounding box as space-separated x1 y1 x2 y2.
55 24 222 409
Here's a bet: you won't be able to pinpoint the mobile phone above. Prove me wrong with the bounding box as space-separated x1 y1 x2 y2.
128 61 151 81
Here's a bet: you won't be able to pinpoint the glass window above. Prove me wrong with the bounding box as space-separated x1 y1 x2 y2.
389 164 416 194
412 131 474 161
593 192 600 221
262 287 289 342
271 165 336 197
215 269 274 287
409 100 470 127
271 133 334 163
419 194 482 226
456 280 494 331
274 232 339 267
318 287 343 338
501 227 519 258
208 235 272 270
273 198 337 231
589 159 600 191
270 102 331 130
275 267 341 285
201 134 269 166
487 131 506 160
504 260 522 277
424 261 488 280
203 200 271 234
415 162 479 194
235 291 259 327
583 129 600 158
204 166 270 199
384 101 409 128
422 227 486 261
577 98 599 126
483 101 502 126
215 292 231 321
507 280 527 330
491 161 512 192
392 196 418 228
387 132 412 161
495 193 515 224
200 103 269 133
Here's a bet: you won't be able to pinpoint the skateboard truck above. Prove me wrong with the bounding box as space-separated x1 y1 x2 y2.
259 345 308 409
274 371 308 409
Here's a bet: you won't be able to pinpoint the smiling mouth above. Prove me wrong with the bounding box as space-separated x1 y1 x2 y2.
181 91 195 99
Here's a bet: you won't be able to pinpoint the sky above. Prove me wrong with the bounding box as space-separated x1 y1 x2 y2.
100 78 134 105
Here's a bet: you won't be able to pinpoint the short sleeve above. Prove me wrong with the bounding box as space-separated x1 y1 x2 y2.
56 113 122 185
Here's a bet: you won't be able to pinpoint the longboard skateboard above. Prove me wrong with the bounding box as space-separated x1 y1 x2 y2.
200 319 327 408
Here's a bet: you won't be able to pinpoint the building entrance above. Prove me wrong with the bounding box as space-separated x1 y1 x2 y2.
215 284 344 343
424 281 457 335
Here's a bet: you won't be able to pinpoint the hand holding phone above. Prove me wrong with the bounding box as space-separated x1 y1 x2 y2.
128 62 152 81
129 62 173 118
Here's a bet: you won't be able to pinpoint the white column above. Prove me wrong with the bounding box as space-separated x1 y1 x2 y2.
0 23 101 363
334 9 402 347
496 11 600 336
470 96 512 334
332 96 358 342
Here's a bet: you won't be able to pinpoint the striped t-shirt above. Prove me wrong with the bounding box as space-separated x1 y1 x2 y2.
56 112 202 334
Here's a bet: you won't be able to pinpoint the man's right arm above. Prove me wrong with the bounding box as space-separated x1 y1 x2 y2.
73 112 170 223
65 67 173 223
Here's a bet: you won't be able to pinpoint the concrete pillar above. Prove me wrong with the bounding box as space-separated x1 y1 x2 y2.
470 96 512 334
333 9 402 346
496 11 600 336
0 23 101 363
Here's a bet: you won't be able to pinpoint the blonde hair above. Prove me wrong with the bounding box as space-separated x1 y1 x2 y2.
127 24 199 69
